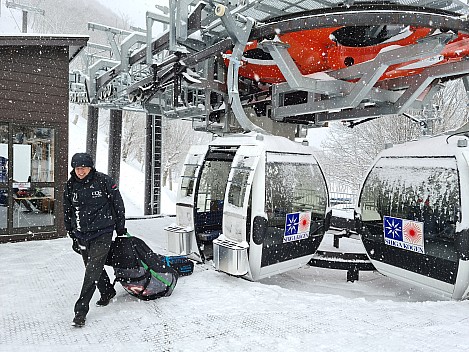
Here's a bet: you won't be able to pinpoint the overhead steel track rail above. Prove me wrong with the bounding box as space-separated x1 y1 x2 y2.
96 4 469 95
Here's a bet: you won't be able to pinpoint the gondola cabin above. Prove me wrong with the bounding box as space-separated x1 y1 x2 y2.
165 133 329 281
357 134 469 299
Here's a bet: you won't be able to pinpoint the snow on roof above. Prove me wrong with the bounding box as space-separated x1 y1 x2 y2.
210 132 318 156
0 34 89 62
379 134 469 158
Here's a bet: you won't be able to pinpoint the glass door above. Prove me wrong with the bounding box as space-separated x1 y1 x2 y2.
0 124 8 231
12 125 55 229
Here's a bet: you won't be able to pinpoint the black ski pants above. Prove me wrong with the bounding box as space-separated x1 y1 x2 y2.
74 232 115 316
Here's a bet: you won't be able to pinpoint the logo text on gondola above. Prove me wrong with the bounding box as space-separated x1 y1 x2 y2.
284 211 311 243
383 216 425 254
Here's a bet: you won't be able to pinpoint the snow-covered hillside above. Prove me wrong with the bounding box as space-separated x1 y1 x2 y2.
68 104 176 216
0 1 28 33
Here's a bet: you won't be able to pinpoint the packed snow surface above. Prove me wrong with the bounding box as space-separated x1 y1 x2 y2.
1 222 469 352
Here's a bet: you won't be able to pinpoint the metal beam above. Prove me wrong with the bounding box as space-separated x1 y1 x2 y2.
87 22 132 36
120 32 146 72
463 76 469 94
86 106 99 160
216 4 267 133
87 42 112 52
252 6 469 40
394 59 469 114
144 114 153 215
88 59 120 102
5 1 44 15
144 114 162 215
108 110 123 183
313 60 469 123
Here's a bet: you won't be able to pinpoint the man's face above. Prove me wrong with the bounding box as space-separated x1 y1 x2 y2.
74 166 91 180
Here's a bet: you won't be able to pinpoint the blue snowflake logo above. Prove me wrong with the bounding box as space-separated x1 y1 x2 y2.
384 216 403 241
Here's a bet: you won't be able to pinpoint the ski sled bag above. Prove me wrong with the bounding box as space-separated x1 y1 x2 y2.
106 235 179 301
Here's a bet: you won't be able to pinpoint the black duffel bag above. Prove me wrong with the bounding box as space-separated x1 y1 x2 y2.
106 234 178 301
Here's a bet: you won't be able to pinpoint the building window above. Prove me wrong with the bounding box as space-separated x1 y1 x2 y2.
11 126 56 230
13 126 54 183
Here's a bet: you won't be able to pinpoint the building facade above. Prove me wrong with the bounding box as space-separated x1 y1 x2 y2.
0 35 87 242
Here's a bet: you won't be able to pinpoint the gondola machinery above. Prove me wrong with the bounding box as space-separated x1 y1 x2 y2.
82 0 469 131
357 131 469 299
228 17 469 84
162 0 469 284
165 133 329 281
213 0 469 128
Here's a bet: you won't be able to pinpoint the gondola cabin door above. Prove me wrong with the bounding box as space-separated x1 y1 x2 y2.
214 145 262 277
193 146 237 260
168 145 209 256
250 152 328 280
359 148 469 299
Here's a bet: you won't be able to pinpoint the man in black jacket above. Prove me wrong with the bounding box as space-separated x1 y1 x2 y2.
63 153 126 327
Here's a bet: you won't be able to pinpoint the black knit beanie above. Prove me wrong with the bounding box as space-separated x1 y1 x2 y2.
71 153 94 168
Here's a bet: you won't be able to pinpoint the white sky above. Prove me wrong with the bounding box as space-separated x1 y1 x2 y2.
97 0 169 29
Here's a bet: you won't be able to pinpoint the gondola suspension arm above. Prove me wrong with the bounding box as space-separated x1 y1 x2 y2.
215 3 269 134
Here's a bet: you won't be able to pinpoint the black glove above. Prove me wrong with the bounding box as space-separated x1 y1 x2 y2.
116 228 128 237
71 237 81 254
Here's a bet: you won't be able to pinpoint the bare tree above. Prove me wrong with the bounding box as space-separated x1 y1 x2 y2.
121 111 145 163
432 80 469 133
319 78 469 194
162 119 211 190
320 115 421 193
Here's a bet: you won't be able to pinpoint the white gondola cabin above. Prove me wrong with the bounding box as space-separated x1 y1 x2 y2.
166 133 329 281
357 134 469 299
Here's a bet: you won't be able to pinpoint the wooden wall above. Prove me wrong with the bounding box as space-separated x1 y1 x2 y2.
0 45 69 241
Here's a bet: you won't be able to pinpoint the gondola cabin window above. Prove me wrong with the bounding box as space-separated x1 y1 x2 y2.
264 155 327 245
227 156 256 208
180 165 198 198
227 169 250 207
360 157 460 260
224 153 258 244
197 160 231 213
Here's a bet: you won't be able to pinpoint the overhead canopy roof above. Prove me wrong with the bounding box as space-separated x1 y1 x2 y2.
201 0 469 39
0 34 89 62
239 0 469 20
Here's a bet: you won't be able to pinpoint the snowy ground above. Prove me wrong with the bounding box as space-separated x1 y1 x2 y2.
1 220 469 352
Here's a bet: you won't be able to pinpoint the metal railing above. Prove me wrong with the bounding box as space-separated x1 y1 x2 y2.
329 192 357 209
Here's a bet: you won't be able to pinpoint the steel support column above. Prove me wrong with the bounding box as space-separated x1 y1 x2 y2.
144 113 162 215
86 105 99 162
108 109 123 183
22 10 27 33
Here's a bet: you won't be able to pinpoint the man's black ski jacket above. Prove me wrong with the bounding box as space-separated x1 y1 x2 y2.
63 168 126 241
